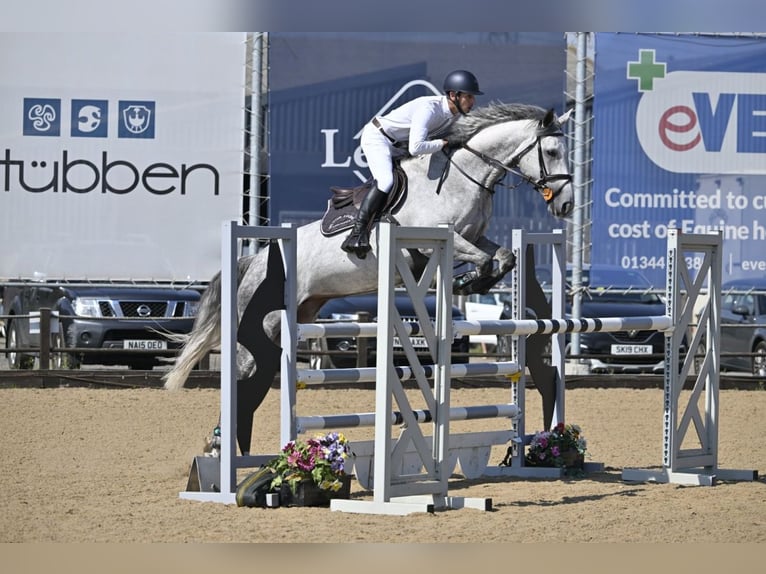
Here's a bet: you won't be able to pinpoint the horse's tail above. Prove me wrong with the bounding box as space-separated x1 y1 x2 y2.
162 256 253 390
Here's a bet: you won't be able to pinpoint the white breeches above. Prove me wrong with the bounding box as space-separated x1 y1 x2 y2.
360 124 397 194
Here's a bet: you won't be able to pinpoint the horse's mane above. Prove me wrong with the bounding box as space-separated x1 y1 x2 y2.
444 102 547 147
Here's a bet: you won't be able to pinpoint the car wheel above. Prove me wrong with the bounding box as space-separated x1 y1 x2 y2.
752 340 766 377
51 332 80 370
6 320 35 369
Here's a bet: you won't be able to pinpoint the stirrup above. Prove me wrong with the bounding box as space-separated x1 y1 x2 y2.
341 231 361 254
342 234 371 258
341 220 372 257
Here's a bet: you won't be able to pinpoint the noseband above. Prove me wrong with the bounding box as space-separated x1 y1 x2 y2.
456 122 572 203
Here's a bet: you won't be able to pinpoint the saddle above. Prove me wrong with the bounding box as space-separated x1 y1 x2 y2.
320 164 407 236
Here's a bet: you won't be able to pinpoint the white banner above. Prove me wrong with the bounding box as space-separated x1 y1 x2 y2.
0 33 246 282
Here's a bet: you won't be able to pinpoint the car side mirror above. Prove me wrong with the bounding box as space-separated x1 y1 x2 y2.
731 304 751 317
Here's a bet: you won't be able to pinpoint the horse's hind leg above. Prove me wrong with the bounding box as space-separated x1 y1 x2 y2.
237 239 295 454
523 245 557 430
450 234 556 427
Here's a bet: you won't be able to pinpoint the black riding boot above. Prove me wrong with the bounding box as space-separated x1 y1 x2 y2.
340 186 388 259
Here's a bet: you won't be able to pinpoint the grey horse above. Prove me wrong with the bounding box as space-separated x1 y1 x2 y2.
164 102 573 433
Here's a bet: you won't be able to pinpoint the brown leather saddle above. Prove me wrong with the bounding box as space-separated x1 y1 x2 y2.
320 164 407 237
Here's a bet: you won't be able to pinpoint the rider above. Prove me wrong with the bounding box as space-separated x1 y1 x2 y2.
341 69 483 258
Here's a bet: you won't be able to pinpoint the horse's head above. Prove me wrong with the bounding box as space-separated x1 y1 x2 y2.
510 108 574 219
448 103 575 219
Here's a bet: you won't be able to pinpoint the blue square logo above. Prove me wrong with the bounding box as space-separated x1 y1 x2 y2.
71 99 109 138
118 100 155 139
23 98 61 136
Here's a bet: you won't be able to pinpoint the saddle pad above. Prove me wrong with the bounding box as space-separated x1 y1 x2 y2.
320 170 408 237
320 199 359 236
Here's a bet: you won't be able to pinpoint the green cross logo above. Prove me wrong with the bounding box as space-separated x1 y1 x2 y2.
627 49 666 92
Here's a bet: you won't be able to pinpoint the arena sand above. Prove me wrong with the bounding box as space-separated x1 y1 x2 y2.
1 385 764 544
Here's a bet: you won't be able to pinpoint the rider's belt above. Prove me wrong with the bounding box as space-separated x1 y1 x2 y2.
372 117 404 148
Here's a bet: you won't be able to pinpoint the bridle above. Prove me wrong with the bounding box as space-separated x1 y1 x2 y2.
446 121 572 203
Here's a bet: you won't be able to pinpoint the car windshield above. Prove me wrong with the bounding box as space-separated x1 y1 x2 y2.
534 264 663 303
583 267 661 303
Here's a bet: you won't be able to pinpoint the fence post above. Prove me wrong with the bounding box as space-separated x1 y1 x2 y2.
39 308 51 370
356 311 370 368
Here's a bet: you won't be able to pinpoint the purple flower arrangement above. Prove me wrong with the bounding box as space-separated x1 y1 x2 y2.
267 432 352 494
526 422 587 468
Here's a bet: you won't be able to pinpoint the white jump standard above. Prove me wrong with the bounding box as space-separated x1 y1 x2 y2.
178 222 756 510
621 229 757 486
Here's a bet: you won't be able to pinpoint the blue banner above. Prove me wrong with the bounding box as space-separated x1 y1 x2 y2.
267 33 567 253
592 33 766 286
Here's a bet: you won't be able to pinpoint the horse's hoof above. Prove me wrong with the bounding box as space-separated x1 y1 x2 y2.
453 271 479 295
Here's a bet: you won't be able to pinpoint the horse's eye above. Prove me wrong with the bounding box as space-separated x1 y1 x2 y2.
546 149 559 159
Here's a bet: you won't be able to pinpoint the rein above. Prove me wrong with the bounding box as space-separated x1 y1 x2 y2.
450 125 572 203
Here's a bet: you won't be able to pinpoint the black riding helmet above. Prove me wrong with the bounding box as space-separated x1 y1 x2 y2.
443 70 483 96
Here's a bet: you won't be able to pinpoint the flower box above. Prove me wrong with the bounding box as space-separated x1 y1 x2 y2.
265 432 353 507
525 422 588 471
559 449 585 469
279 475 352 507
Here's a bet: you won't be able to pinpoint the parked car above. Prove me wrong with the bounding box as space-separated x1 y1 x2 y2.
498 264 679 373
301 293 471 369
0 286 5 338
716 278 766 376
463 292 510 352
3 283 200 370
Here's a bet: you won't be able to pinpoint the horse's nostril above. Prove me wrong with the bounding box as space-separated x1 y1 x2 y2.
561 202 573 216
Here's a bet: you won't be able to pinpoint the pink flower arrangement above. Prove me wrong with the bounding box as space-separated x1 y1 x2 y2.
526 422 587 468
266 432 351 494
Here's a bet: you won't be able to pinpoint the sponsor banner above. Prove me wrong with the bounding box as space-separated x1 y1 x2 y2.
0 33 245 281
267 33 567 252
592 33 766 286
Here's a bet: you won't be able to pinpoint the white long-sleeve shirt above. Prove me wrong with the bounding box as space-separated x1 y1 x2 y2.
373 95 456 156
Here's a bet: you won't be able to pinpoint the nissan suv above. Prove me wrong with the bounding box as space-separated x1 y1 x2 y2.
3 283 200 370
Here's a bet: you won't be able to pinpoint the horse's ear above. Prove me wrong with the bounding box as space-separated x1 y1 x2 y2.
542 108 556 127
557 108 573 125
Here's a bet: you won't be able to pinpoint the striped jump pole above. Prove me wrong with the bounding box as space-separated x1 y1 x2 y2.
296 360 520 384
299 314 674 341
453 315 673 337
296 403 519 433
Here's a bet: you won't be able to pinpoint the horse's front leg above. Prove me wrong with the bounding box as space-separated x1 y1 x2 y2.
451 232 492 267
474 236 516 278
451 234 516 295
